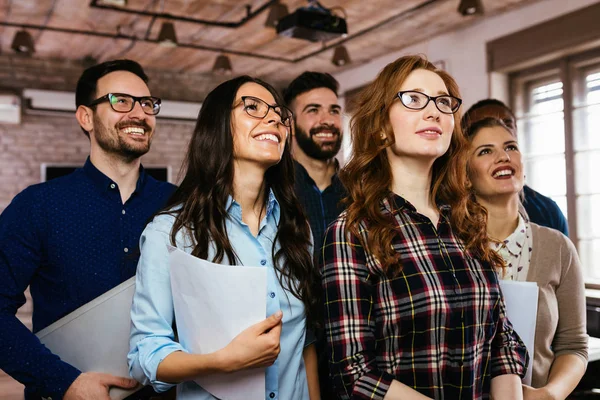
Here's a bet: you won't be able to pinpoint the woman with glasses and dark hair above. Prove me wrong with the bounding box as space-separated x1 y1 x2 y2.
128 76 321 399
464 117 587 400
320 55 528 400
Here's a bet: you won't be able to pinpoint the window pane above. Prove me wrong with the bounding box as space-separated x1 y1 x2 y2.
530 82 564 114
575 150 600 195
524 154 566 197
572 104 600 152
578 239 600 281
551 195 568 221
518 111 565 156
576 194 600 239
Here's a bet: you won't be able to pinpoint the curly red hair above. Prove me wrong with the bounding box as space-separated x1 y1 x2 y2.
340 55 503 272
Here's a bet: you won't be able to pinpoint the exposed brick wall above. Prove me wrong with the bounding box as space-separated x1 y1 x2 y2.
0 112 194 398
0 113 193 211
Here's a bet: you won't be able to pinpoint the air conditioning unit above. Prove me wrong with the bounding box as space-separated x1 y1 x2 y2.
22 89 201 121
0 93 21 124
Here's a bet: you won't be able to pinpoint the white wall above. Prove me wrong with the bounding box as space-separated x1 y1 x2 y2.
333 0 599 109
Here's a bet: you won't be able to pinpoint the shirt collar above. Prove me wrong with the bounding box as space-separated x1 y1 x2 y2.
501 213 528 257
82 156 147 194
294 159 341 185
382 191 450 216
226 188 280 224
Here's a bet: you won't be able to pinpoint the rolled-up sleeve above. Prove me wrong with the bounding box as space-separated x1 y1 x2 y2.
490 294 529 379
128 217 187 393
320 219 394 400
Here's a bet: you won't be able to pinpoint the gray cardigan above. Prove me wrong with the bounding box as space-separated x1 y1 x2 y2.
526 223 588 387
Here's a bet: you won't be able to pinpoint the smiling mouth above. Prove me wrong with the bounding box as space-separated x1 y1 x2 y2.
416 129 442 136
255 133 280 143
492 168 515 178
314 132 337 138
121 126 146 136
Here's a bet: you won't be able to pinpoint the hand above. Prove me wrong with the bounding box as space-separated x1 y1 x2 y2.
219 310 283 372
522 385 556 400
63 372 139 400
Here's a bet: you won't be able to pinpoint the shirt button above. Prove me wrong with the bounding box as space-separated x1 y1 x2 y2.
269 393 275 399
269 292 276 298
122 209 126 215
110 183 116 189
260 259 267 266
124 247 129 253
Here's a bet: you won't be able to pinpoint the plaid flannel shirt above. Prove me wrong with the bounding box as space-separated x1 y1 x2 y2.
320 193 528 400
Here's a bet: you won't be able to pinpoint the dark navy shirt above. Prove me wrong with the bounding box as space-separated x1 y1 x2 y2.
293 160 347 259
523 185 569 236
0 158 175 399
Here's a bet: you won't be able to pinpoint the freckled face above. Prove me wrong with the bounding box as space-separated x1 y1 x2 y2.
386 69 455 162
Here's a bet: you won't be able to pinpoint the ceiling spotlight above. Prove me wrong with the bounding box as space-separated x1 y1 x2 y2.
332 45 351 67
96 0 127 6
11 30 35 55
457 0 483 16
212 55 233 74
157 22 178 47
265 1 289 28
82 55 99 68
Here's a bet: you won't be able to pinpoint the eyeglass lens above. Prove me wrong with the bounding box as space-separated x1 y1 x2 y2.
399 91 460 114
242 96 292 127
109 94 160 115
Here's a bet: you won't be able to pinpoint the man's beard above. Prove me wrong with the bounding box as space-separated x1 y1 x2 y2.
93 114 152 161
295 123 342 161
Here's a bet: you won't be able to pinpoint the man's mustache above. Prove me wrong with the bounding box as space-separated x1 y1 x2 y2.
116 120 152 131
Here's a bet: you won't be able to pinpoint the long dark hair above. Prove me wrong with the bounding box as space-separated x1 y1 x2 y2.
160 76 319 327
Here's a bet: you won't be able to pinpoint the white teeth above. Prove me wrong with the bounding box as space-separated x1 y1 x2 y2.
314 132 335 138
122 127 145 135
421 130 440 135
493 169 513 178
256 133 279 143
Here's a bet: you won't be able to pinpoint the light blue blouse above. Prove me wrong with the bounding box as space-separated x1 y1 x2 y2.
128 191 311 400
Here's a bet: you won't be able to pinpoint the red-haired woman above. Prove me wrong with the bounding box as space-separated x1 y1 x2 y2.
320 55 528 400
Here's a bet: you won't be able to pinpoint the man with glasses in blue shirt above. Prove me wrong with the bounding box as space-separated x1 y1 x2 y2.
0 59 175 400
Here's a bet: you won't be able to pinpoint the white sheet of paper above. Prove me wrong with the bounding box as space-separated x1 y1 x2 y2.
35 277 138 400
168 247 267 400
499 280 539 385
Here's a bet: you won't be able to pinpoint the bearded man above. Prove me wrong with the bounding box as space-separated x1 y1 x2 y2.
284 72 347 399
0 59 175 400
284 72 347 261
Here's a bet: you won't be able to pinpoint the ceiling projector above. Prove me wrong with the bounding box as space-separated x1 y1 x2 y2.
276 7 347 42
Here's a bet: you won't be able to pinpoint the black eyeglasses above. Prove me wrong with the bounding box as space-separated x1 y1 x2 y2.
396 90 462 114
239 96 293 128
87 93 161 116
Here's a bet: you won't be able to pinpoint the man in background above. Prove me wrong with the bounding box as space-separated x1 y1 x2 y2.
284 71 347 257
0 59 175 399
284 71 347 399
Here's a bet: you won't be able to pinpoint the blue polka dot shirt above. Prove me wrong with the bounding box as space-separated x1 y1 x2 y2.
0 157 175 399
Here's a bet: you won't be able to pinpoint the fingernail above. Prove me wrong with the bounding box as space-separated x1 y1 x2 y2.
274 310 283 318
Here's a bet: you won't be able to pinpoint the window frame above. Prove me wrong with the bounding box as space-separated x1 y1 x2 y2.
510 48 600 287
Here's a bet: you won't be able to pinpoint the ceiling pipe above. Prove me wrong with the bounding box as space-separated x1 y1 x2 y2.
89 0 276 28
0 21 290 62
0 0 441 64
